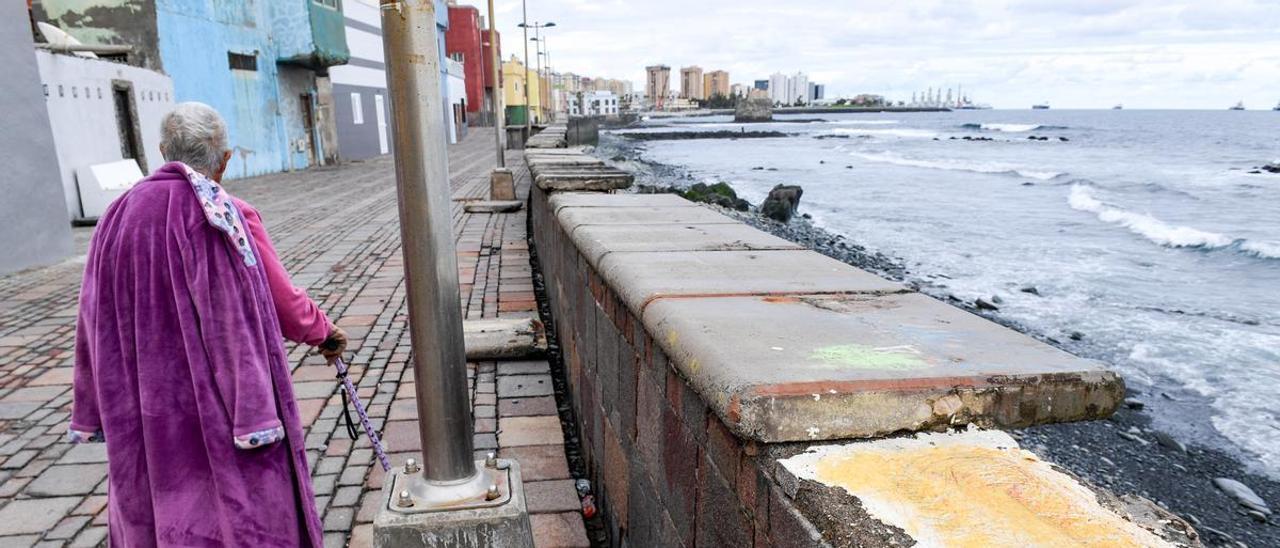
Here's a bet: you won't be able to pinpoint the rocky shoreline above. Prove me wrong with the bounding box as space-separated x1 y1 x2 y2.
596 134 1280 547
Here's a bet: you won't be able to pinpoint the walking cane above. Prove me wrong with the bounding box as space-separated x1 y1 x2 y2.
322 339 392 472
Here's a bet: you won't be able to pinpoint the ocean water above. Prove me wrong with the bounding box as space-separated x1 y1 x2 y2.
606 110 1280 477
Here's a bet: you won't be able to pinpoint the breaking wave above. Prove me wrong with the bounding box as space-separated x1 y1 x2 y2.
850 151 1064 180
826 128 940 139
1068 185 1280 259
828 120 900 126
960 123 1068 132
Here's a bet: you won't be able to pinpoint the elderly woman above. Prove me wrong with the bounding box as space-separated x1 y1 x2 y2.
71 102 346 547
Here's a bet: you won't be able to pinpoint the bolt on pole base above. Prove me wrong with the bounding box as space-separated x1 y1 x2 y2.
374 455 533 547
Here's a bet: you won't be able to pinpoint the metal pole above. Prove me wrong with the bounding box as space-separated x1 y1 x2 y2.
533 28 542 124
378 0 477 485
486 0 504 166
521 2 531 131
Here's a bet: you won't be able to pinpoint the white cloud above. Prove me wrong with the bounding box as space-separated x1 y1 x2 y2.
484 0 1280 108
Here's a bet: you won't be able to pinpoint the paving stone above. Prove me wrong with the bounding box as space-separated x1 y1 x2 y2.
497 374 554 398
72 495 107 516
524 479 582 514
1 449 38 470
323 532 347 548
355 492 381 524
331 485 362 508
44 514 92 540
496 360 552 376
323 507 354 532
349 523 374 548
0 402 40 420
498 416 564 447
26 463 107 496
498 396 559 418
0 496 80 535
498 445 572 481
56 443 108 464
530 512 591 548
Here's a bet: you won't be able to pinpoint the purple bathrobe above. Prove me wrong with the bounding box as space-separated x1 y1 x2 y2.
71 163 324 547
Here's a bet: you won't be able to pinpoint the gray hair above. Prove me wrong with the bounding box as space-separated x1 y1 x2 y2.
159 102 229 176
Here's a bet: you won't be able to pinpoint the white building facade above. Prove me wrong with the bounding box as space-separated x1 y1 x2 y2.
768 72 789 105
568 90 620 116
36 50 174 220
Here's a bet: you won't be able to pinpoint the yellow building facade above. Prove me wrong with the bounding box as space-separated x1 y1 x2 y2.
502 56 545 124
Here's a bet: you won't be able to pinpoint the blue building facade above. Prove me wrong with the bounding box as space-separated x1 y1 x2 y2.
32 0 350 179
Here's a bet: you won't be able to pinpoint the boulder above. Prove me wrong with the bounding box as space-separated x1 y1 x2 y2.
759 184 804 223
735 96 774 123
680 182 750 211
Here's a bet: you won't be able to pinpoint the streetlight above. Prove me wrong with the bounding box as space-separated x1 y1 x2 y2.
517 19 555 125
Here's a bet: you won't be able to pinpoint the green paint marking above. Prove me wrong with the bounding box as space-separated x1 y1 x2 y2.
809 344 928 370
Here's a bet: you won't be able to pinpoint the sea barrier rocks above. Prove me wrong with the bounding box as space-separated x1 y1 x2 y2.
760 184 804 223
734 96 774 122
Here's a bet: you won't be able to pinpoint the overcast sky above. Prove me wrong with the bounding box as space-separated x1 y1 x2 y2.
489 0 1280 109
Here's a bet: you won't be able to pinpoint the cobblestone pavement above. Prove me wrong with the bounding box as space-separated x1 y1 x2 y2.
0 132 589 547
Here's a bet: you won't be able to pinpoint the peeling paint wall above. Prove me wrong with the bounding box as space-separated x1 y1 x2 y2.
31 0 161 70
34 0 345 179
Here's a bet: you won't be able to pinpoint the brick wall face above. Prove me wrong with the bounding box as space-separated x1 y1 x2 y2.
531 187 826 547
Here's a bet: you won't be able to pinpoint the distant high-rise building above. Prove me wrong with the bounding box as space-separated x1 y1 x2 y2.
788 72 809 105
753 79 769 91
768 72 789 104
645 65 671 109
703 70 730 99
680 66 705 100
809 82 825 102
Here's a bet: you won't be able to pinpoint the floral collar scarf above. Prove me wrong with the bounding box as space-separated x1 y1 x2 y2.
178 163 258 267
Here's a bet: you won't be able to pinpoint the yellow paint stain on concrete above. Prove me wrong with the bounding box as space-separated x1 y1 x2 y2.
783 431 1169 548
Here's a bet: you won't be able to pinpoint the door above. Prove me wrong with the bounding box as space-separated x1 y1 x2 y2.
300 93 318 166
374 93 389 154
112 81 145 173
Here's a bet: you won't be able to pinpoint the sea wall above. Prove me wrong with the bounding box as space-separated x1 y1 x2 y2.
524 143 1159 546
531 188 826 546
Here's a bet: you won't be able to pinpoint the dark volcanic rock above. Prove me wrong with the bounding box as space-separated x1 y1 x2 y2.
975 298 1000 311
680 182 750 211
759 184 804 223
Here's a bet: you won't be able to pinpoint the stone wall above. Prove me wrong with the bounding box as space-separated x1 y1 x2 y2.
530 187 825 546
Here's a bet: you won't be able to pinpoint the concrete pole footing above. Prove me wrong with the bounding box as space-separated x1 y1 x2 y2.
374 459 533 547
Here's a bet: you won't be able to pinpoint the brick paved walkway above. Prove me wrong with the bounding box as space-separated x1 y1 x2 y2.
0 132 589 547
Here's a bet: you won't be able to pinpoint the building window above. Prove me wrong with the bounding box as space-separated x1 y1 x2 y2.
449 52 464 63
312 0 341 9
228 51 258 72
351 92 364 124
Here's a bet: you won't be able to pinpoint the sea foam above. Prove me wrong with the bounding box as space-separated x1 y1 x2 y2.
851 151 1063 180
1068 185 1280 259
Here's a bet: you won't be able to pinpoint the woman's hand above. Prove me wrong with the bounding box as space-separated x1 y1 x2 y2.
319 326 348 363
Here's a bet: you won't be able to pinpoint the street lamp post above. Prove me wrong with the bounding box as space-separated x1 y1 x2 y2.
517 19 555 126
486 0 503 167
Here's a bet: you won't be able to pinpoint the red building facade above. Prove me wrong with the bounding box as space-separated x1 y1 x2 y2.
445 3 500 120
